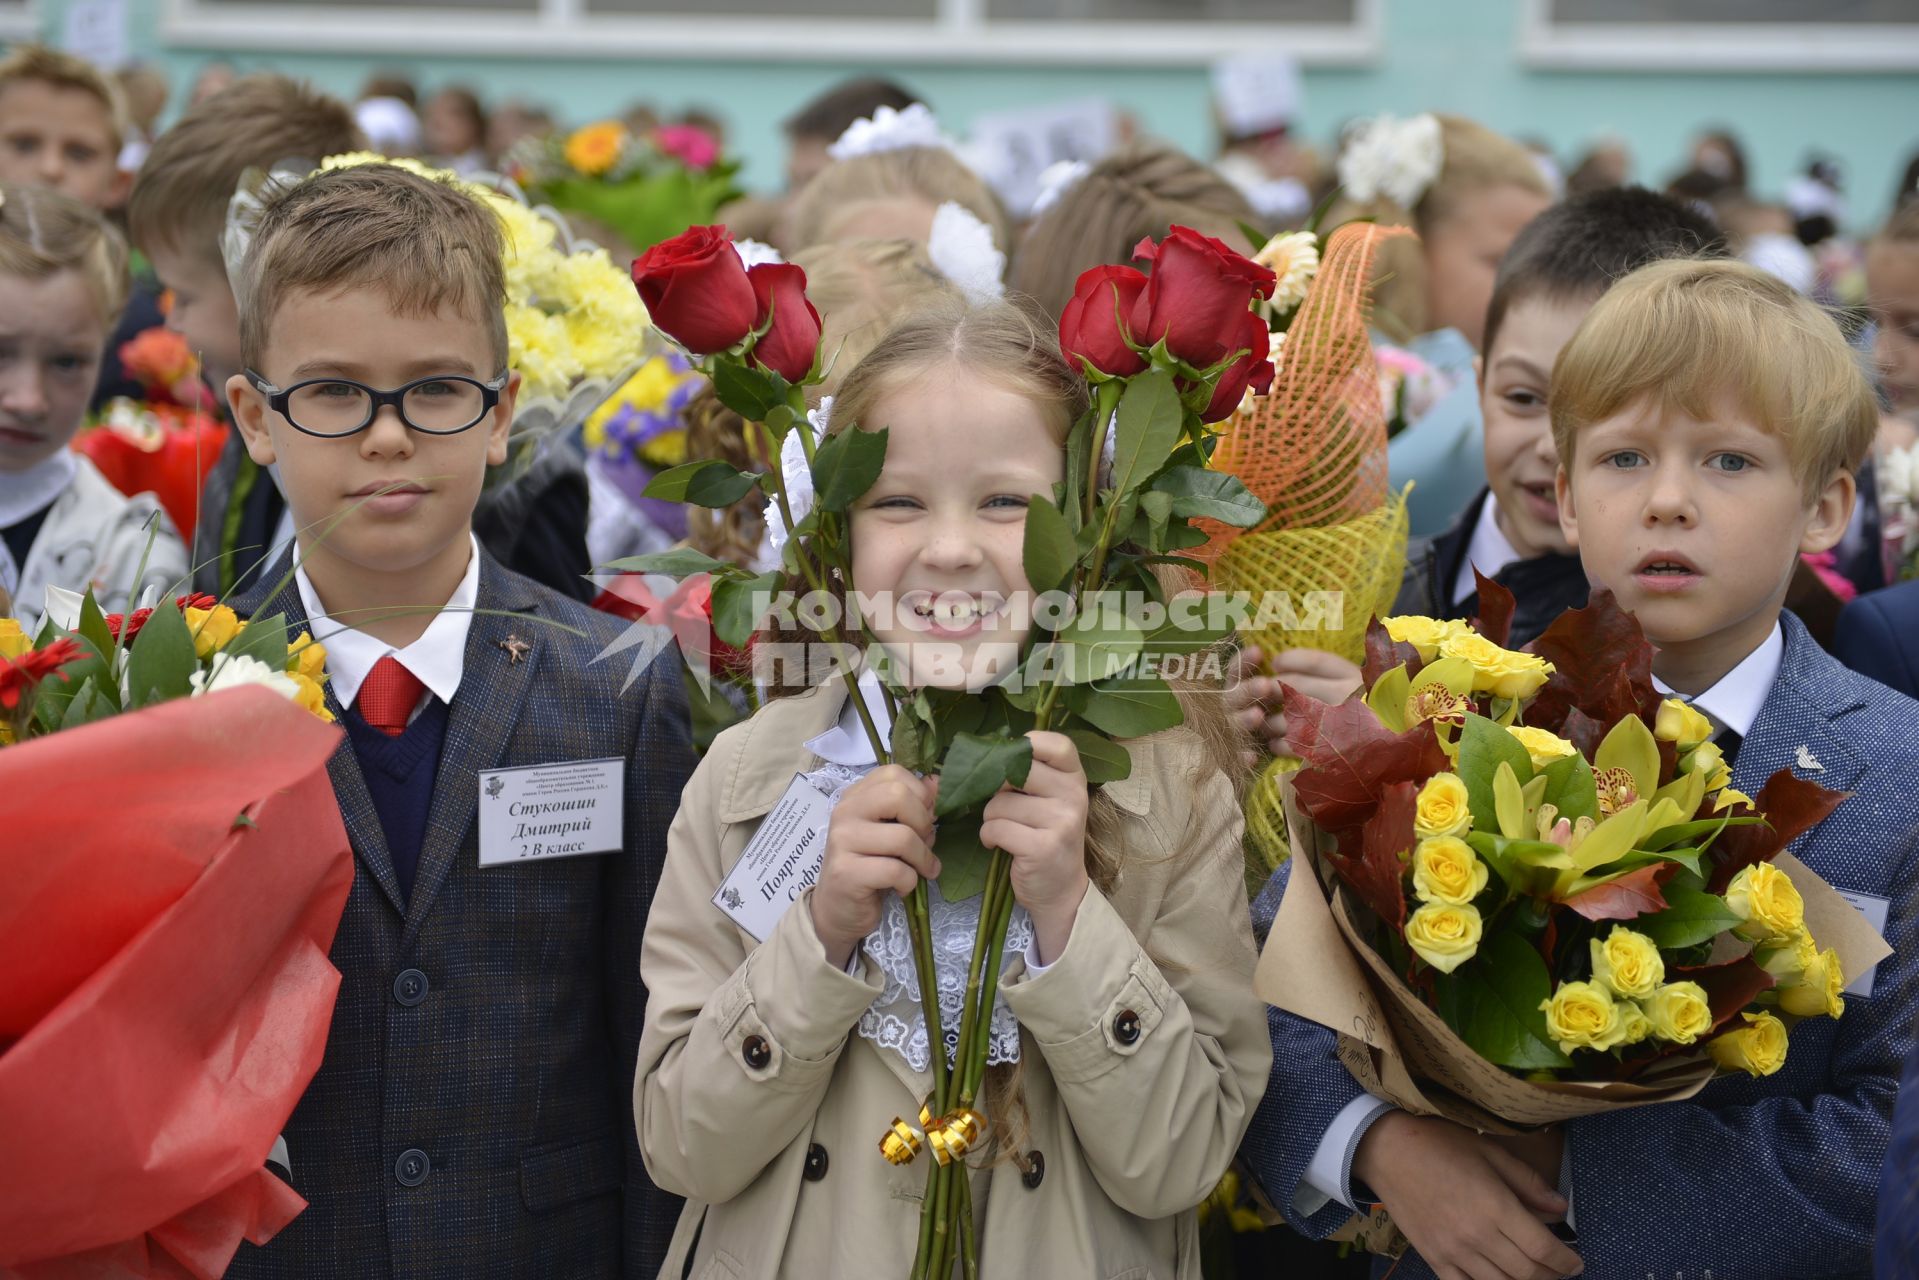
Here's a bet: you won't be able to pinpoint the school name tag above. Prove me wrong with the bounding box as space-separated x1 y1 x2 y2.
478 757 624 865
1834 889 1891 998
712 773 833 942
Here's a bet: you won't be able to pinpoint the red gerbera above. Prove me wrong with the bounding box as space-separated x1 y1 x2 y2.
0 638 84 710
104 607 156 644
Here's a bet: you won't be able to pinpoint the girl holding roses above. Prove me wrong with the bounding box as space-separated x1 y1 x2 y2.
634 295 1270 1278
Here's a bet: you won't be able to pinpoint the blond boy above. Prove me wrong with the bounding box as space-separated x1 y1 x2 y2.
0 45 128 211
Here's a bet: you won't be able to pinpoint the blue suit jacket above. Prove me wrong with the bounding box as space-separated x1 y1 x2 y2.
1834 579 1919 701
224 550 696 1280
1242 612 1919 1280
1879 1010 1919 1279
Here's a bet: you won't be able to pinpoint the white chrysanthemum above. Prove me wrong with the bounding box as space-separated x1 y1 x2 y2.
828 103 948 160
734 238 785 270
765 397 831 559
1338 113 1443 209
1253 231 1320 316
926 202 1005 307
191 654 302 701
1881 444 1917 508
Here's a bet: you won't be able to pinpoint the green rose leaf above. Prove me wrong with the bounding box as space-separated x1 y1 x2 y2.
1457 713 1534 833
934 813 992 900
1021 495 1075 597
711 360 786 422
125 594 198 707
1077 676 1186 739
935 731 1035 818
1108 369 1183 499
1436 927 1573 1070
812 426 889 513
708 571 782 649
1634 885 1743 949
600 548 733 579
1150 466 1265 528
643 459 763 508
1065 727 1133 785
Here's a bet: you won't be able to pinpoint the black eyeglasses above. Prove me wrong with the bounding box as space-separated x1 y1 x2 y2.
247 370 509 439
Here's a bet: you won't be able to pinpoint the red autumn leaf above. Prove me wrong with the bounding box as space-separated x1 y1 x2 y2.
1560 862 1678 923
1328 778 1413 930
1522 589 1660 737
1472 569 1516 649
1361 615 1422 688
1284 685 1452 833
1706 768 1851 892
1673 956 1775 1032
1556 705 1608 758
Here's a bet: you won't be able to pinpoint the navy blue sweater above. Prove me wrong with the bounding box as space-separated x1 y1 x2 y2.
341 697 450 903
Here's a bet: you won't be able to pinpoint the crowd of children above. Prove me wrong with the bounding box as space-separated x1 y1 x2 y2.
3 35 1919 1280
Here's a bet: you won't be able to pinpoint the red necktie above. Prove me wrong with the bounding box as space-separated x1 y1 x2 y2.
356 655 426 737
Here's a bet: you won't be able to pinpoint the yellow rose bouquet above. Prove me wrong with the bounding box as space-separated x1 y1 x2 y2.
1256 581 1889 1135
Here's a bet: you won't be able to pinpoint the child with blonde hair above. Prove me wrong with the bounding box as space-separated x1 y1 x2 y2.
1332 113 1554 536
0 183 186 630
0 45 129 211
782 145 1011 258
636 295 1269 1278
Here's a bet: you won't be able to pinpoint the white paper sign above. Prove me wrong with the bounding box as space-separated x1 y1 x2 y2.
1834 889 1891 997
63 0 129 72
966 98 1118 218
713 773 834 942
478 757 623 865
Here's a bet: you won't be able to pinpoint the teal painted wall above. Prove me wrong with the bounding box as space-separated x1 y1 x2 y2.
28 0 1919 230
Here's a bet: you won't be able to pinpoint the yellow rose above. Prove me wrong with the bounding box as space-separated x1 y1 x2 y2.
1619 1002 1654 1045
1508 725 1577 770
287 631 329 680
1411 836 1489 906
1777 947 1846 1020
1755 931 1818 982
1708 1011 1789 1077
1414 772 1473 839
1404 902 1482 974
1382 615 1472 662
1540 980 1632 1055
1589 926 1665 999
1655 697 1714 746
0 616 29 660
1640 981 1714 1045
288 671 336 723
1724 863 1805 943
1437 630 1555 701
183 604 243 658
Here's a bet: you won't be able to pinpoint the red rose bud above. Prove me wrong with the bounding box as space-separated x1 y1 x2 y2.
631 226 759 355
1129 225 1278 369
1200 312 1275 423
1058 265 1150 378
745 262 823 384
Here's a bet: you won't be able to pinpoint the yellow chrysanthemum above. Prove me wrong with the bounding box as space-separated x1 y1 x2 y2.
564 121 629 176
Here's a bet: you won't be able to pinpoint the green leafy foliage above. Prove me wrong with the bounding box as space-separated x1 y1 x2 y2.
1457 713 1534 833
125 597 196 707
711 360 786 422
811 426 888 513
1065 728 1133 784
710 571 781 649
1075 677 1186 739
224 612 288 671
934 814 992 901
1021 495 1075 597
1107 369 1183 500
1149 466 1264 527
1634 885 1743 949
1436 928 1573 1070
934 732 1034 818
600 548 732 579
643 459 762 507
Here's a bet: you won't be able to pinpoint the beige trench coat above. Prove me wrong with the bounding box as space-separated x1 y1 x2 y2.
635 682 1271 1280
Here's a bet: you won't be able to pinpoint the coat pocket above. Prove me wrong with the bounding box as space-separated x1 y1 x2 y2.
518 1129 623 1214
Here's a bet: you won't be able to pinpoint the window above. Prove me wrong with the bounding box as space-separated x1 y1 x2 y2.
166 0 1380 64
1521 0 1919 69
0 0 32 41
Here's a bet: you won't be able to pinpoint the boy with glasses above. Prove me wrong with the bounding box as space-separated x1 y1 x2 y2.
222 162 694 1279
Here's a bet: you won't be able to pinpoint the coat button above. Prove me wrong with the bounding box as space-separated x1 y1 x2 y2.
1021 1150 1045 1190
1114 1009 1141 1045
742 1034 771 1070
392 969 429 1006
804 1143 829 1182
394 1148 430 1187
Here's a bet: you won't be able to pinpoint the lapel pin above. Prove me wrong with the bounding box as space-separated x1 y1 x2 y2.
1794 745 1825 773
499 634 532 665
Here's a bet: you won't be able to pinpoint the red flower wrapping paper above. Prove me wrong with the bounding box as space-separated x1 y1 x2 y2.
0 686 354 1278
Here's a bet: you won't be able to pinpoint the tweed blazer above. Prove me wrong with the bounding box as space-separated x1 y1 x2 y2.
1241 612 1919 1280
1878 1010 1919 1279
223 548 696 1280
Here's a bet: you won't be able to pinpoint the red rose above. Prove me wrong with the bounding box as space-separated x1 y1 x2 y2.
1058 265 1149 378
631 226 758 355
1200 312 1276 423
1129 226 1277 369
745 262 823 384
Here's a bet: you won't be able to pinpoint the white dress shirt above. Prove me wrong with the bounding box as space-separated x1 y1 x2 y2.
294 533 481 718
1652 623 1784 740
1452 495 1523 608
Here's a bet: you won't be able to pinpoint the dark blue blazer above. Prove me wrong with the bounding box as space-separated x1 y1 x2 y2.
225 549 695 1280
1241 612 1919 1280
1834 579 1919 701
1880 1012 1919 1280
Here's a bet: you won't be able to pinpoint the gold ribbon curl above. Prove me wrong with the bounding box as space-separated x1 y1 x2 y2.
878 1106 986 1167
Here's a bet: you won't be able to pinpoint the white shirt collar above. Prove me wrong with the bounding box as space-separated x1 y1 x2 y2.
294 533 481 710
0 451 76 528
1651 622 1783 739
802 669 895 766
1453 494 1523 607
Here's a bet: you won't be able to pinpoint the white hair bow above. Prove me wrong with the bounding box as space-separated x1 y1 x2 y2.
1337 113 1443 210
828 103 951 161
926 202 1004 307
